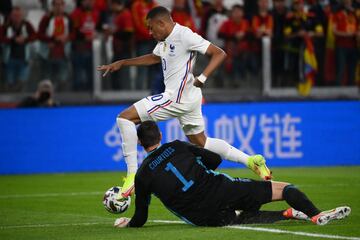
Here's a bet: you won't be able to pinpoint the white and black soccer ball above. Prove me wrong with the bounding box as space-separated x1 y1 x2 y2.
103 186 131 214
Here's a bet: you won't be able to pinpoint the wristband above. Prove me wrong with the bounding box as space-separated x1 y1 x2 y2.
197 74 207 83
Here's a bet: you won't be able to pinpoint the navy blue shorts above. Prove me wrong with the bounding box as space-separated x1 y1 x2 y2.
205 179 272 226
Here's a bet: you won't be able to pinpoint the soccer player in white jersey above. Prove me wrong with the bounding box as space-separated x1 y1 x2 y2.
97 6 272 197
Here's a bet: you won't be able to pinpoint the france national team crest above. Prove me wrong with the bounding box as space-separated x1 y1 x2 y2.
169 44 176 56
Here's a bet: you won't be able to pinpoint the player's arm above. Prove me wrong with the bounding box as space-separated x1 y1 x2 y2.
193 44 227 88
185 142 222 170
97 54 161 77
181 28 226 88
127 177 151 228
194 43 226 88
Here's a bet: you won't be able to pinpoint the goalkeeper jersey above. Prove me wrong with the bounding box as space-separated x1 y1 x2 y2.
128 140 234 227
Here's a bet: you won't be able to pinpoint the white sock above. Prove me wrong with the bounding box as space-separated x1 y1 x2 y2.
204 137 249 166
117 117 138 174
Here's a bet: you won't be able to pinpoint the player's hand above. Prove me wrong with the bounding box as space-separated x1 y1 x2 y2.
114 217 130 228
97 61 123 77
193 79 204 88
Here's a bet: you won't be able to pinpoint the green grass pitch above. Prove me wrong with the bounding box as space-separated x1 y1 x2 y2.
0 167 359 240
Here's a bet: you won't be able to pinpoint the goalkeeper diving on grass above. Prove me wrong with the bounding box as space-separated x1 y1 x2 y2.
114 121 351 228
97 6 271 198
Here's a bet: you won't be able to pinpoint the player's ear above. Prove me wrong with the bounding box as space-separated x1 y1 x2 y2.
159 132 162 142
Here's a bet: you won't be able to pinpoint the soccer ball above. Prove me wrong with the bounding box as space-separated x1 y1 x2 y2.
103 186 131 214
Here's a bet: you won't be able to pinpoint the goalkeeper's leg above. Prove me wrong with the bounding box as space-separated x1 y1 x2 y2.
207 210 287 226
279 183 351 225
280 183 321 218
235 210 287 224
230 182 319 225
235 208 312 224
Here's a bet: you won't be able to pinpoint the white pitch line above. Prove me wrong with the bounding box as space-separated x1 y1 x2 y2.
152 220 360 240
0 222 107 229
227 225 360 240
0 191 102 199
0 219 359 240
298 183 359 188
0 220 175 230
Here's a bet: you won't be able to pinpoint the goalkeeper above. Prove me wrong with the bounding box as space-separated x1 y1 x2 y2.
114 121 351 228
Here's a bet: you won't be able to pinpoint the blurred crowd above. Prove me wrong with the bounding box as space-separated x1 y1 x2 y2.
0 0 359 93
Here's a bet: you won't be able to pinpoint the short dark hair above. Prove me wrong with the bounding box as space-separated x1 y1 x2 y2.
146 6 170 20
137 121 161 149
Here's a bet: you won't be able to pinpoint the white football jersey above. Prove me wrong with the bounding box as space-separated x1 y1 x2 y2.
153 23 210 104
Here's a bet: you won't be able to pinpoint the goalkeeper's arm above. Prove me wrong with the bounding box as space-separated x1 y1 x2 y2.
127 177 151 227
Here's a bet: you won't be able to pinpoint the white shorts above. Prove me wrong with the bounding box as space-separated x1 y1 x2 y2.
134 93 204 135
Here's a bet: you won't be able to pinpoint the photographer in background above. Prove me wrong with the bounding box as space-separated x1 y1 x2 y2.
17 80 59 108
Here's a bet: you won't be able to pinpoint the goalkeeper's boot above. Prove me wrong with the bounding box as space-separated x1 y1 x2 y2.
247 154 272 180
119 173 135 199
311 206 351 225
283 208 310 221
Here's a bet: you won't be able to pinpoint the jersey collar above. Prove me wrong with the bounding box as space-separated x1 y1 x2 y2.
146 145 161 157
165 23 178 42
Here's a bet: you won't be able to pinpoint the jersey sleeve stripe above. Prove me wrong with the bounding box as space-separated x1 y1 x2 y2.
176 52 193 103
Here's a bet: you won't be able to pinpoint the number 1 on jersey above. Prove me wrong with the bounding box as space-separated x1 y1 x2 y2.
165 162 194 192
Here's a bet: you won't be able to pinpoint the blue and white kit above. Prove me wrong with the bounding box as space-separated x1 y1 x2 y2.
134 23 211 135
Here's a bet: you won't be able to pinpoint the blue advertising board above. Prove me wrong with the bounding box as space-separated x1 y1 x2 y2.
0 101 359 174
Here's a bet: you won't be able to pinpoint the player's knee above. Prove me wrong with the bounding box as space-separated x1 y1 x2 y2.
282 184 296 199
196 136 207 147
118 112 129 119
188 136 205 147
117 106 140 124
117 113 137 125
116 117 135 128
117 115 125 123
187 132 207 147
271 181 289 201
203 137 211 148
